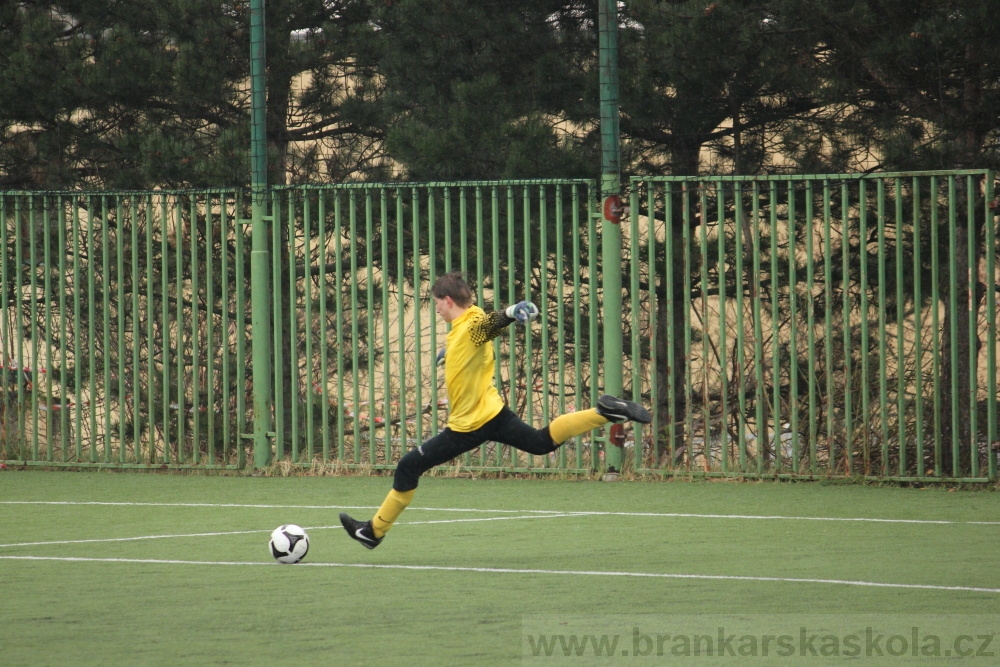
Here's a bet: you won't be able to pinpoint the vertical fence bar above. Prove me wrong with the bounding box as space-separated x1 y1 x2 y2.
352 191 363 457
985 175 997 480
699 184 711 471
280 195 293 461
555 185 579 468
717 183 728 473
840 181 852 475
683 184 694 470
113 196 123 462
177 198 189 463
876 179 889 475
59 196 70 461
858 181 870 474
1 197 15 460
104 196 115 462
41 198 53 462
750 183 766 473
188 197 199 464
663 182 676 466
505 186 516 467
234 195 247 469
72 201 84 461
947 176 959 474
769 182 780 470
642 181 658 469
539 185 551 456
301 195 313 463
822 180 834 473
0 196 7 458
734 188 746 471
131 195 143 463
522 186 534 449
588 185 599 467
395 188 405 460
379 189 390 465
204 197 215 465
17 197 28 462
27 196 39 462
54 197 65 461
159 197 170 464
931 176 942 476
219 196 231 465
334 193 346 459
953 174 985 477
555 186 568 469
131 197 143 462
491 187 503 468
912 178 923 477
572 185 585 469
152 195 162 464
366 190 378 461
319 191 332 463
894 178 906 476
789 181 801 469
410 187 422 454
805 182 817 473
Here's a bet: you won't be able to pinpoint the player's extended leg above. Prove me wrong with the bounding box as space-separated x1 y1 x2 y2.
483 395 651 455
340 427 488 549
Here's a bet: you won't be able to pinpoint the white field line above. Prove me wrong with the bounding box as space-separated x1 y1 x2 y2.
2 555 998 595
2 500 997 525
0 529 271 548
0 514 572 548
401 513 579 526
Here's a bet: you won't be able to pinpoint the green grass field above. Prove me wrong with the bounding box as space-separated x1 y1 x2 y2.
2 471 998 666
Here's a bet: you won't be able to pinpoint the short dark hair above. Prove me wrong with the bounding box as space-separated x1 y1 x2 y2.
431 272 473 307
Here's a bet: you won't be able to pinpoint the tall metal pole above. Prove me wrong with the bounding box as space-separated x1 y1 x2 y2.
599 0 624 472
249 0 274 468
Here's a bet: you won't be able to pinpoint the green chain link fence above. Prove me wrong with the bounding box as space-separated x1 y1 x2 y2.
2 173 997 481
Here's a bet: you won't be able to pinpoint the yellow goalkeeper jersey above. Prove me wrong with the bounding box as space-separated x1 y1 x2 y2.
443 305 512 432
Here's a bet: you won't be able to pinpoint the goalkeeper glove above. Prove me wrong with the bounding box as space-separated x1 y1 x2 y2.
505 301 540 324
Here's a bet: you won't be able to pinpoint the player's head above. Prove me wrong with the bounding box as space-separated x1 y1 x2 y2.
432 272 473 323
432 272 473 308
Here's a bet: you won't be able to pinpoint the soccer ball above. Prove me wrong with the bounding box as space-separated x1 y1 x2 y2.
269 524 310 564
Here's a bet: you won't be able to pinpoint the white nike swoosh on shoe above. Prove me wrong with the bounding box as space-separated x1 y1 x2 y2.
355 529 376 543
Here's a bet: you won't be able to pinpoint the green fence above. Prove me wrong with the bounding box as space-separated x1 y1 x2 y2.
628 172 998 482
266 181 604 473
0 190 250 468
2 173 997 481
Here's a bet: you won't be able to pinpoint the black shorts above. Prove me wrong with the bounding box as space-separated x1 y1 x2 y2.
392 406 556 491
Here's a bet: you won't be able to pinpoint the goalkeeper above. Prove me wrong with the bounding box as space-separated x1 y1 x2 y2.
340 272 651 549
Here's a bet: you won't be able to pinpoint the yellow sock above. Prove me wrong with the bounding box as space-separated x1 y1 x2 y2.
371 488 415 538
548 408 609 445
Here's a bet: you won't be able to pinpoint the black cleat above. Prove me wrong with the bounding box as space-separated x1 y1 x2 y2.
596 395 652 424
340 512 383 550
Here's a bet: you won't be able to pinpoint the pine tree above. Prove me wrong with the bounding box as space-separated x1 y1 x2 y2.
360 0 598 181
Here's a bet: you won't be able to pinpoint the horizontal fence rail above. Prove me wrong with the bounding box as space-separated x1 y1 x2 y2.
2 172 997 482
629 172 998 481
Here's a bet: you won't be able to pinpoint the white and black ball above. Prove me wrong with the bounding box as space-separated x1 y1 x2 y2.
269 524 310 564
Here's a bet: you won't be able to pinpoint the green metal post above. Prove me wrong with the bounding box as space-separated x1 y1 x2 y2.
599 0 623 472
250 0 274 468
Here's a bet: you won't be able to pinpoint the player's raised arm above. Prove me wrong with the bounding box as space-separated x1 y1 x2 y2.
467 300 539 346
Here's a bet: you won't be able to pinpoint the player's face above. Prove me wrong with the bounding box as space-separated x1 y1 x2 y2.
434 295 456 323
